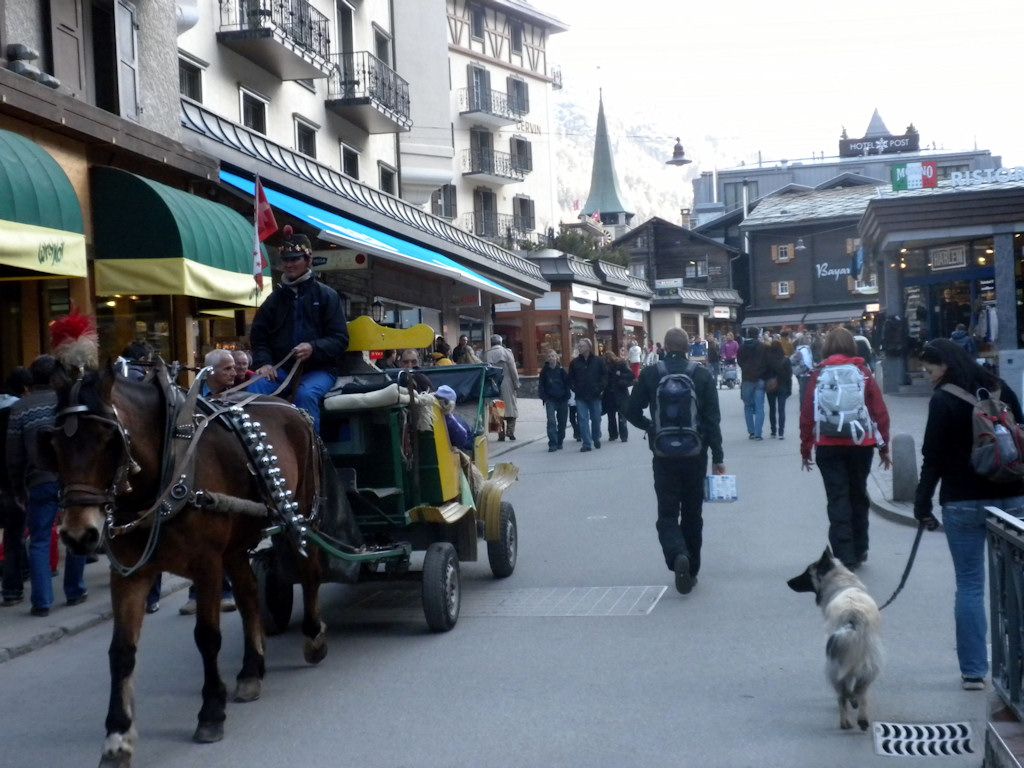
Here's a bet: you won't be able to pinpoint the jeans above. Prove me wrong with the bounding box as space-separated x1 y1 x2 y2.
815 445 873 567
26 482 86 610
652 454 707 573
741 380 766 437
1 496 28 600
575 398 602 448
941 495 1024 678
767 391 789 436
248 369 335 433
544 400 568 448
569 405 580 440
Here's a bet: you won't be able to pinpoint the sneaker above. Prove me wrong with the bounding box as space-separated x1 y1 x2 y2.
778 433 785 440
65 593 88 607
748 434 756 440
30 606 50 617
673 553 693 595
754 436 763 441
1 595 24 607
221 595 237 612
146 602 160 615
770 432 776 438
594 440 601 449
580 445 592 453
962 676 986 690
179 598 197 615
548 446 557 452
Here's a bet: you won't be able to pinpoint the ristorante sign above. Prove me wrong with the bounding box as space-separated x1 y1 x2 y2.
839 132 920 158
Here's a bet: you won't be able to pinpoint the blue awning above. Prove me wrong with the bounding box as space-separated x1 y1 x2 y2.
220 171 529 303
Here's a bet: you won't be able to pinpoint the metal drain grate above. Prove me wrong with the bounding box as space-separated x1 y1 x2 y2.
873 722 974 757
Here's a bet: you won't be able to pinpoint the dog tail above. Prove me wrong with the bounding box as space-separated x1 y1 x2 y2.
826 618 881 695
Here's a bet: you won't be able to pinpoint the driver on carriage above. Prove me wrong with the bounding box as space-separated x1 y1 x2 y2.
248 226 349 432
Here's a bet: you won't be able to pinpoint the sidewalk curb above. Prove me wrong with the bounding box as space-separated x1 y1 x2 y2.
868 487 923 529
0 577 190 665
489 435 546 459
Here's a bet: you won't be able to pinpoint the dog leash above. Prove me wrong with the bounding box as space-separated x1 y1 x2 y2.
877 522 925 611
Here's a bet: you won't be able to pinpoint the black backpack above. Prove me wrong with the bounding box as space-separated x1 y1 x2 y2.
652 361 702 458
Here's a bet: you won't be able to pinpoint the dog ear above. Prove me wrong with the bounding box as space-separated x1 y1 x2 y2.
818 547 834 568
787 569 814 593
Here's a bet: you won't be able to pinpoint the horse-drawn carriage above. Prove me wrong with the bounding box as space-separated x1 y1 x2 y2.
253 317 519 633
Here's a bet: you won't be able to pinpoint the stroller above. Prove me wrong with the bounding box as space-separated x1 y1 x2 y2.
719 358 739 389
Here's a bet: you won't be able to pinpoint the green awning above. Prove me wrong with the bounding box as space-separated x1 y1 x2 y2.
0 128 86 279
92 166 269 306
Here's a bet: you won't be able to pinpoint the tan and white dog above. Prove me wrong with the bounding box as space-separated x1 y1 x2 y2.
788 547 883 731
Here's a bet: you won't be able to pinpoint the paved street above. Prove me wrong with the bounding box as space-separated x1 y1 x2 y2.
1 387 990 767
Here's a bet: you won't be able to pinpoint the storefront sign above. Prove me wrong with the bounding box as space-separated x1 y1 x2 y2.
623 309 644 323
309 249 368 271
571 284 598 301
839 132 919 158
624 297 651 312
494 301 522 312
654 278 683 289
929 244 967 271
711 306 731 319
951 167 1024 186
865 303 881 313
570 298 594 313
597 290 627 307
815 262 851 281
891 161 937 191
534 291 561 311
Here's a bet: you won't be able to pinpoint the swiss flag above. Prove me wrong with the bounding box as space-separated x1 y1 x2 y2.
252 176 278 290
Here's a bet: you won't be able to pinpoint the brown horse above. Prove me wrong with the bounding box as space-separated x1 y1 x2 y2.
44 361 355 768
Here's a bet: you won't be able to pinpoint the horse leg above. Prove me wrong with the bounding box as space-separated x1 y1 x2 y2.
99 572 150 768
298 550 327 664
192 570 228 744
224 551 265 703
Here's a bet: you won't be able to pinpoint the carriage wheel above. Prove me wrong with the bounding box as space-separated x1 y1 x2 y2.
252 551 294 636
422 542 460 632
487 501 517 578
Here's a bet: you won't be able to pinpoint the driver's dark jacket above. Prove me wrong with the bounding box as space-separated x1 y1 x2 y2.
250 276 349 375
625 352 724 464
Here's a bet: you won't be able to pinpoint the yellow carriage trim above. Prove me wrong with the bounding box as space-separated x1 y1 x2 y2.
430 401 461 502
346 315 436 353
409 502 473 525
478 462 519 541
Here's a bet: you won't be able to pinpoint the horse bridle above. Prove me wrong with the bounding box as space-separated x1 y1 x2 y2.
56 378 141 515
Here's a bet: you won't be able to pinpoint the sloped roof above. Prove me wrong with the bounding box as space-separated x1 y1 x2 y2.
740 184 884 229
816 173 888 190
582 96 633 218
490 0 568 32
612 216 741 254
592 259 631 287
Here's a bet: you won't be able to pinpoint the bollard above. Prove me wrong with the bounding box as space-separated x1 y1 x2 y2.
891 433 919 502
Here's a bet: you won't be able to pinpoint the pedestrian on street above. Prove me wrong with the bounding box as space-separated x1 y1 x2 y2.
485 335 520 441
720 332 739 363
790 338 814 406
765 340 793 439
799 327 891 570
6 355 87 616
627 339 643 380
643 342 659 368
625 328 725 594
738 328 768 439
1 367 31 607
538 349 570 452
568 338 606 452
707 337 721 385
248 227 349 433
602 350 632 442
913 339 1024 691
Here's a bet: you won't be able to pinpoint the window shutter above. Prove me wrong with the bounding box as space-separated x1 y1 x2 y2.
770 281 778 298
430 188 441 217
49 0 88 100
522 80 530 112
788 280 796 296
788 243 795 259
770 245 779 263
526 199 535 230
524 140 533 171
509 137 519 168
447 185 457 218
115 0 140 121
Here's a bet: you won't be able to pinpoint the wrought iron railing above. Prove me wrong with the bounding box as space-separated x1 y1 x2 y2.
988 506 1024 719
457 86 524 122
460 211 538 248
461 148 524 182
326 51 411 121
219 0 331 60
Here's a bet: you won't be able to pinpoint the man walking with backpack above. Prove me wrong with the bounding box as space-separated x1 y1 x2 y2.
626 328 725 594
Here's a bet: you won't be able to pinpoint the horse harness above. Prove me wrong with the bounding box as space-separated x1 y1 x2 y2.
57 360 319 576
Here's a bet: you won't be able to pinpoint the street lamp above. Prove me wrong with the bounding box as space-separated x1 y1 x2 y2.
370 298 385 323
665 137 691 166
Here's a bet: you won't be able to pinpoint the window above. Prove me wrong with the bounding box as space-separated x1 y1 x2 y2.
723 180 758 211
771 243 794 263
240 88 267 134
178 58 202 102
470 4 485 39
685 257 708 280
773 280 795 298
513 196 535 231
294 117 317 158
430 184 458 219
630 263 646 279
340 144 359 180
510 22 523 54
510 137 533 172
373 27 391 66
507 77 529 114
379 163 397 195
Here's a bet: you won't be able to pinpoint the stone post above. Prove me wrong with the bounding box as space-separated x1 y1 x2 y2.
891 433 919 503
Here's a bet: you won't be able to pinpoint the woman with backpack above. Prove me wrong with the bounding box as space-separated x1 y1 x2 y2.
602 350 633 442
913 339 1024 691
799 328 891 571
765 340 793 439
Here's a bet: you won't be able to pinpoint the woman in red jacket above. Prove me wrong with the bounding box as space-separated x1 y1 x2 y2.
800 327 891 568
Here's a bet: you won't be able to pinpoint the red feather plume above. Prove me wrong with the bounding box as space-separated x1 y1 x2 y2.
50 307 98 372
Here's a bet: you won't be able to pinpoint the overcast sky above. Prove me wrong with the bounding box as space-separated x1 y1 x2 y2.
544 0 1024 169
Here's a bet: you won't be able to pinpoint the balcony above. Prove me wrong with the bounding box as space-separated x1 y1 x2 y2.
217 0 332 81
460 212 539 249
457 86 523 128
461 148 524 185
325 52 411 133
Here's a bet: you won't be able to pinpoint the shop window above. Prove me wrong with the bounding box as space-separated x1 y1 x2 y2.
294 117 317 158
678 314 698 338
535 322 562 362
378 162 397 195
240 87 267 134
771 244 794 263
340 144 359 179
431 184 458 219
178 57 202 102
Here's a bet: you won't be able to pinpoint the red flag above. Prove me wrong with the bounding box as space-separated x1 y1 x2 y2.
591 210 602 224
252 176 277 290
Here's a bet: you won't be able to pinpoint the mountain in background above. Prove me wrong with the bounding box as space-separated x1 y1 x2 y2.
553 94 697 229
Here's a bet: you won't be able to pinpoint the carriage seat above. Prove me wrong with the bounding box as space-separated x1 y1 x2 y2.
323 382 411 412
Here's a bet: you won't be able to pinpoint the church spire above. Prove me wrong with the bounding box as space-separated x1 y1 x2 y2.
582 93 633 225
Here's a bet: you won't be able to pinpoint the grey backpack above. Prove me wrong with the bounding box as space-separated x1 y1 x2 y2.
813 363 873 444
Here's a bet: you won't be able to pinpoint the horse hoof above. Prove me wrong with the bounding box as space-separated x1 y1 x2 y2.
193 722 224 744
100 733 134 768
303 621 328 665
233 678 262 703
